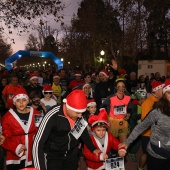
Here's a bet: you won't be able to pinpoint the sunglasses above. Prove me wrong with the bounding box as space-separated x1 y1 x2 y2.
44 92 53 94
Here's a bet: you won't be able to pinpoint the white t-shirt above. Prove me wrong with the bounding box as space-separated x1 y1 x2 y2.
40 98 57 110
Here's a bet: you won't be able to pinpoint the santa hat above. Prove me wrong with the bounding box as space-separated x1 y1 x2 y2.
118 69 127 75
87 99 96 107
163 79 170 94
30 73 38 81
91 72 96 77
42 85 53 93
75 71 82 76
151 81 164 92
99 70 109 78
82 83 93 98
82 83 90 89
63 89 87 113
53 74 60 79
12 89 29 104
88 108 108 128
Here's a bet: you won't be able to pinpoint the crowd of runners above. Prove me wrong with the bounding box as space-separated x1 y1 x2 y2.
0 59 169 170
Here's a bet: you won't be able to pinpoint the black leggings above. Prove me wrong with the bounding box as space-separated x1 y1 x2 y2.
147 153 170 170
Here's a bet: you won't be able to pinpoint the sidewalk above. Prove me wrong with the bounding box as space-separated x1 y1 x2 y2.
125 146 147 170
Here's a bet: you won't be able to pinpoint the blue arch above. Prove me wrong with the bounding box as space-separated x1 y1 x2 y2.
5 50 63 71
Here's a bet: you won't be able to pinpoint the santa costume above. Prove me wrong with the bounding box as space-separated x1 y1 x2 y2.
1 89 40 168
84 109 126 170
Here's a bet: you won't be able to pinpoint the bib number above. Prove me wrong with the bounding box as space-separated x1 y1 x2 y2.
70 117 88 139
105 157 125 170
114 105 126 115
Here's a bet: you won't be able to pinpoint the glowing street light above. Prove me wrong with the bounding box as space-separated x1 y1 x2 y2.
100 50 105 69
100 50 105 56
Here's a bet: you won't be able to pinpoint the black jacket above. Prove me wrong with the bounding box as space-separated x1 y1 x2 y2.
32 105 96 170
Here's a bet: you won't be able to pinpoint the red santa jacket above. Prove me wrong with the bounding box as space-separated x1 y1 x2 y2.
68 79 84 90
2 107 40 166
84 132 120 170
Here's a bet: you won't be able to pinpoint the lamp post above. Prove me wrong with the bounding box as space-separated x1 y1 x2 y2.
100 50 105 69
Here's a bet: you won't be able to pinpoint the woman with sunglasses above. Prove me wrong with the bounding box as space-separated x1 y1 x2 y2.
40 85 57 110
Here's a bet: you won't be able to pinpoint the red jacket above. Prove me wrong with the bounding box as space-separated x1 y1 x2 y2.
84 132 120 170
2 107 40 166
68 79 84 90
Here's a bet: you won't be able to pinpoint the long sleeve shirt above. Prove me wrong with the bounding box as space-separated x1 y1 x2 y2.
125 108 170 159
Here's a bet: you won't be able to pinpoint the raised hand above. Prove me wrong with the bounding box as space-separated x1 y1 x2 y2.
110 59 118 70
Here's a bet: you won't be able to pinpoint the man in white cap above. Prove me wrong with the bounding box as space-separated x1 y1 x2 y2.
33 89 100 170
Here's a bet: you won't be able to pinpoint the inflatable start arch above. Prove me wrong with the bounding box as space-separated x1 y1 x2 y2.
5 50 63 71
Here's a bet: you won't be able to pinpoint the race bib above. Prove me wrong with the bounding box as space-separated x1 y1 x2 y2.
105 157 125 170
70 117 88 139
114 105 126 115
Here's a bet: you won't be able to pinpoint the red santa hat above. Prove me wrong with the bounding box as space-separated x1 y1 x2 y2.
151 81 164 92
82 83 90 89
163 79 170 94
88 108 108 128
63 89 87 113
75 71 82 76
91 72 96 77
99 70 109 78
82 83 93 98
87 99 96 107
53 74 60 79
30 73 38 81
118 69 127 75
12 89 29 104
42 85 53 93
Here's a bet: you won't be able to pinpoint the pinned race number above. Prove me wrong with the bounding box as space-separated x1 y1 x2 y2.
70 117 88 139
114 105 126 115
105 157 125 170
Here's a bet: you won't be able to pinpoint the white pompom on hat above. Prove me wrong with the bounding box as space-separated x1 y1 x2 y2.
99 70 109 78
12 89 29 104
163 79 170 94
63 89 87 113
30 73 38 81
151 81 164 92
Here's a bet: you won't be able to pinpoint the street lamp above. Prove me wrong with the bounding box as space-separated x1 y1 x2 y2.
100 50 105 69
61 58 63 62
